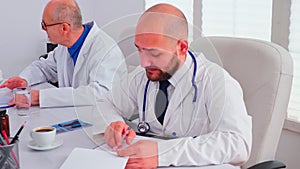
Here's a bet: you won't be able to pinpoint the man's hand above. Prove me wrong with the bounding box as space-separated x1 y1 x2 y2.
30 90 40 106
0 76 28 89
117 140 158 169
104 121 136 149
9 89 39 107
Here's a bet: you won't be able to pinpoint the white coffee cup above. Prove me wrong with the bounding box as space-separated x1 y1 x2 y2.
30 126 56 147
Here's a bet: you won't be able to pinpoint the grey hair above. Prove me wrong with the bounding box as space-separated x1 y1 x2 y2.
52 0 82 29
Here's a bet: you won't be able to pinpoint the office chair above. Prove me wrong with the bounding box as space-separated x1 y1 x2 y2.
190 36 293 169
117 26 140 73
39 43 58 59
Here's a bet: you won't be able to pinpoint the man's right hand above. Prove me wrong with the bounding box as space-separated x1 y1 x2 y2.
0 76 28 89
104 121 136 149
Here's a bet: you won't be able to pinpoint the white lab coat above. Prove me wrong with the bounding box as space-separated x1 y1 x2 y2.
20 21 127 108
100 52 252 167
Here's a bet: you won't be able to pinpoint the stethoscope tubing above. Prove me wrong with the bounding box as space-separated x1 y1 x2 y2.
142 80 151 121
138 50 197 134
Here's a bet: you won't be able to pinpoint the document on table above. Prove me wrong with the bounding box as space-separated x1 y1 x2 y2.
60 135 239 169
59 136 161 169
59 147 128 169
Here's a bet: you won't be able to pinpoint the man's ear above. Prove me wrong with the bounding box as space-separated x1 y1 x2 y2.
61 23 70 33
177 39 189 56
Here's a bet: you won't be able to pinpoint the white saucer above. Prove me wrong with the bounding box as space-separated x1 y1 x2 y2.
27 139 63 151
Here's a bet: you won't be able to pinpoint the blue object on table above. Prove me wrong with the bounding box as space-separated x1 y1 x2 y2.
52 119 92 134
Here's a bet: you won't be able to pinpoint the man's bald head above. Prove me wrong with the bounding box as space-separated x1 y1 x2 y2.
135 4 189 81
136 4 188 41
43 0 82 30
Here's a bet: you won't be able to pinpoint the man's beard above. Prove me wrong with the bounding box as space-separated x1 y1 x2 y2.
145 56 180 81
145 68 172 81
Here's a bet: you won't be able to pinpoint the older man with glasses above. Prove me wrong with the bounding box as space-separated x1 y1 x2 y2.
0 0 126 108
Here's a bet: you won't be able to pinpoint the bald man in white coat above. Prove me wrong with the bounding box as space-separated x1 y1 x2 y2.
102 3 252 169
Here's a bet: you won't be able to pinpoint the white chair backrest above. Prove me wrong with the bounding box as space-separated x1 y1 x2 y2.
117 26 140 72
190 36 293 168
101 14 141 72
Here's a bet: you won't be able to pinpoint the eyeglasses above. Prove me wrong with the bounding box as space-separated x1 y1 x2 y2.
41 20 69 31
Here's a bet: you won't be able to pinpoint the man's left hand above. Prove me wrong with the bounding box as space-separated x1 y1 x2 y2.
117 140 158 169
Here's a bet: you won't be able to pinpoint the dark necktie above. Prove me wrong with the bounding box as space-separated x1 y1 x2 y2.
155 80 170 125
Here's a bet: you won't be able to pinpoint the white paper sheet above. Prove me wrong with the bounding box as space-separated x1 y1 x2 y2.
59 136 239 169
59 147 128 169
59 136 162 169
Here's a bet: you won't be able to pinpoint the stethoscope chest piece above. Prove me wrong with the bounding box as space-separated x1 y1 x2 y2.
137 121 150 134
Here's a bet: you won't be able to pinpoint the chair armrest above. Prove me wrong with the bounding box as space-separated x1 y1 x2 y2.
248 160 286 169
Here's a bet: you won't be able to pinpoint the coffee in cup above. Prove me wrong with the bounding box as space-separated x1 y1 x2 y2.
30 126 56 147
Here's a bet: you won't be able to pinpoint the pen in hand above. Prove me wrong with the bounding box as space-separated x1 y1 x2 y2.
114 126 131 150
122 126 131 140
10 121 26 144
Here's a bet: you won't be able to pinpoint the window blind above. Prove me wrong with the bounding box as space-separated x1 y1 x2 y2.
202 0 272 41
287 0 300 122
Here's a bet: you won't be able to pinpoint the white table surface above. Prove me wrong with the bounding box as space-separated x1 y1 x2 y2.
7 106 239 169
8 106 96 169
5 82 239 169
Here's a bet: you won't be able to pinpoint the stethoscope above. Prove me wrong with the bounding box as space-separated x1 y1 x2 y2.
137 50 198 134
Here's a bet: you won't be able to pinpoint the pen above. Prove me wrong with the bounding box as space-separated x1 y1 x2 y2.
1 130 10 144
10 121 26 144
114 126 131 150
59 119 80 127
1 129 19 167
71 123 82 128
0 104 15 109
0 133 7 145
121 126 131 145
123 126 131 140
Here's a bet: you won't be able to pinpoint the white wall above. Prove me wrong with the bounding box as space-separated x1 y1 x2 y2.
0 1 48 78
0 0 143 78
